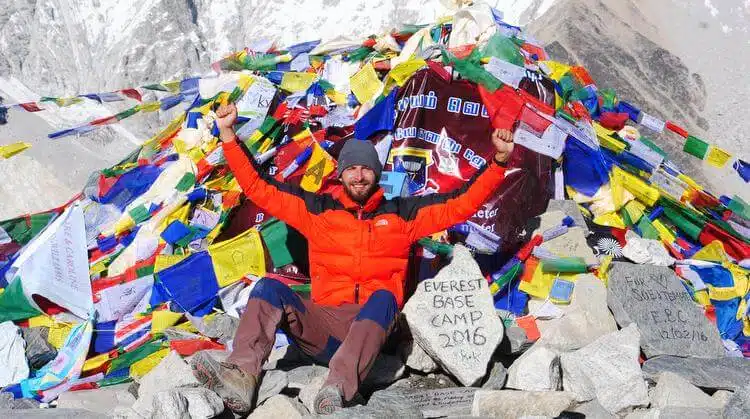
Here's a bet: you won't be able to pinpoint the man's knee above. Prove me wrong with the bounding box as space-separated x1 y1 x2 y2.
249 277 305 312
355 289 398 330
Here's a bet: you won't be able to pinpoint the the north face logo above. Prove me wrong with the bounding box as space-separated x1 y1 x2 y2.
375 219 389 227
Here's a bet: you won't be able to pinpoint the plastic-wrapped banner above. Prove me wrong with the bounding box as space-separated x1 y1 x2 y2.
382 68 553 252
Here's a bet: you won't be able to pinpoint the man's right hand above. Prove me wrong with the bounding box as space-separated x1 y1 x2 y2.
215 103 238 143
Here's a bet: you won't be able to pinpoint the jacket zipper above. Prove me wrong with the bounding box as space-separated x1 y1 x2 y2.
356 206 364 304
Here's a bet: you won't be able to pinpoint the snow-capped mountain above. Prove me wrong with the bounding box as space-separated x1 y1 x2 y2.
0 0 748 218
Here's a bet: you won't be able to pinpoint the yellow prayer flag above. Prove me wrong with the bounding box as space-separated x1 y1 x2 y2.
652 219 677 244
48 322 73 349
611 166 660 206
350 62 383 104
706 145 732 168
209 228 266 287
0 142 32 159
694 289 711 307
593 212 626 229
130 348 170 378
27 315 55 328
155 253 189 273
518 264 577 300
162 80 181 92
55 97 83 107
388 58 426 87
151 310 184 334
300 142 335 192
82 352 111 372
624 200 646 224
138 101 162 112
280 72 318 93
692 240 729 263
538 61 572 81
593 123 627 153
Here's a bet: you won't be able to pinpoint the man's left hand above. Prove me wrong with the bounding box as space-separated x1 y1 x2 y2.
492 128 514 164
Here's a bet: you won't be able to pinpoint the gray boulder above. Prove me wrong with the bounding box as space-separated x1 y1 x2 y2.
642 356 750 391
650 372 724 410
560 323 649 414
257 369 288 405
505 344 561 391
471 390 576 417
150 387 224 419
250 394 308 418
723 385 750 419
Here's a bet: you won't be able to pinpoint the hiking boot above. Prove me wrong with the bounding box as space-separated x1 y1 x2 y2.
190 351 257 414
314 385 344 415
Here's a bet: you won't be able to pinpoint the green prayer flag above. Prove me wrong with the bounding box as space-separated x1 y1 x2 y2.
108 341 164 373
637 217 661 240
115 106 140 121
683 135 709 159
175 172 196 192
259 219 294 268
0 278 43 322
129 205 150 224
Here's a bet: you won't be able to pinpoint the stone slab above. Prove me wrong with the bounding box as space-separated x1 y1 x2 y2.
642 356 750 391
386 387 478 418
403 245 504 386
606 262 724 358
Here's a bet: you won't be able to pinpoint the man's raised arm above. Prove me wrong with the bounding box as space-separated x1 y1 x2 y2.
217 103 317 236
402 128 515 242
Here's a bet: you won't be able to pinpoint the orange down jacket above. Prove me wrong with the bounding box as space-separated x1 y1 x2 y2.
223 140 508 308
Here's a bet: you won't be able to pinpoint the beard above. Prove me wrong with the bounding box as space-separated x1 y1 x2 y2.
343 181 375 204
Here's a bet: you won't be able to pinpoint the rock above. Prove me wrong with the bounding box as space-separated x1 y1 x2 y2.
498 324 533 355
402 339 438 373
606 262 724 359
150 387 224 419
641 356 750 391
249 394 308 419
287 365 329 389
382 387 477 418
299 375 326 413
131 351 200 416
545 200 590 235
257 369 288 405
402 245 504 386
20 327 57 370
531 274 618 351
710 390 733 407
570 400 616 419
625 407 722 419
481 361 508 390
388 373 459 391
320 389 422 419
723 385 750 418
560 323 649 414
263 343 310 371
56 384 136 414
535 214 598 265
361 353 406 390
471 390 576 417
505 344 560 391
650 372 724 410
188 313 239 344
0 392 40 409
0 408 106 418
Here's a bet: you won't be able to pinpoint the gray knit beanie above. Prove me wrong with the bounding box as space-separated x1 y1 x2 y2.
336 139 382 178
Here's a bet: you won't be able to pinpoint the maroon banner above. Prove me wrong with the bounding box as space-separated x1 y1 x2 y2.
383 68 553 252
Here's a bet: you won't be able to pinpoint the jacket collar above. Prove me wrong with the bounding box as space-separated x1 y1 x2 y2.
334 186 385 212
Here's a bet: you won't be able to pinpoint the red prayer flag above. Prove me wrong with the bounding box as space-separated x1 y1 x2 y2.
19 102 43 112
665 121 689 138
120 88 143 102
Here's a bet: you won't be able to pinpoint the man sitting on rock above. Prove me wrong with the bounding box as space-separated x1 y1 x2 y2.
190 102 515 415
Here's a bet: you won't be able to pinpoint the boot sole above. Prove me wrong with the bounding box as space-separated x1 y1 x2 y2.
191 352 253 414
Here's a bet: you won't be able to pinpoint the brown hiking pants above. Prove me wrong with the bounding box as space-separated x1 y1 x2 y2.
228 278 399 401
